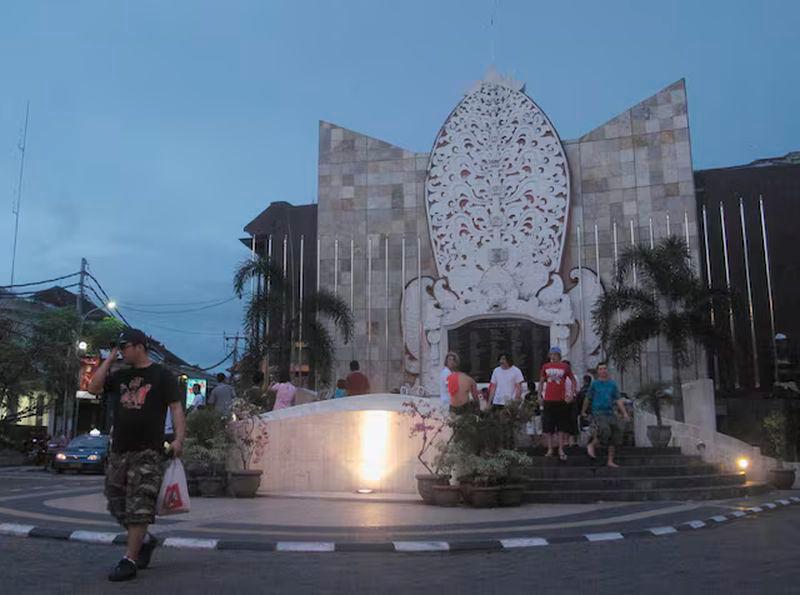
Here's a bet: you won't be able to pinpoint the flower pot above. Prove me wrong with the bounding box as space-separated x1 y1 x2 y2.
458 477 475 501
432 485 462 507
646 425 672 448
415 474 450 504
197 476 226 497
466 486 501 508
498 484 524 507
767 468 796 490
187 477 200 498
228 470 263 498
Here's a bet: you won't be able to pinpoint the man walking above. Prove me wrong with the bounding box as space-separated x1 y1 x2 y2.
487 353 524 410
88 328 185 582
581 362 630 467
208 372 236 417
538 347 576 460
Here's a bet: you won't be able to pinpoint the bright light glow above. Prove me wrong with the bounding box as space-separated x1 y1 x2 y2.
89 428 101 437
106 301 116 310
87 454 99 461
77 340 88 351
737 457 750 471
360 411 390 487
357 488 374 494
55 453 66 461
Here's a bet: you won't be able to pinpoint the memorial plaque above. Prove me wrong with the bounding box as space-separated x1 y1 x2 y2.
447 319 550 384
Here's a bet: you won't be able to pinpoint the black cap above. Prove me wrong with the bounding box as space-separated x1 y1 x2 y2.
118 328 148 348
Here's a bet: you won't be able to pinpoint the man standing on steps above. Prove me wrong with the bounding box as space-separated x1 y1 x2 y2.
488 353 524 410
539 347 577 460
581 362 630 467
88 328 185 582
440 352 459 410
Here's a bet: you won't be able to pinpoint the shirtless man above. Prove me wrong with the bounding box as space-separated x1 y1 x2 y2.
447 365 479 415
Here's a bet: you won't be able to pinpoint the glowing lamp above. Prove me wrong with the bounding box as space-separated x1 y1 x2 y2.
737 457 750 471
55 453 66 461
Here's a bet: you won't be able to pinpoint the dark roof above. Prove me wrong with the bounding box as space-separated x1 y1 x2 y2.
697 151 800 173
30 286 106 321
243 201 317 237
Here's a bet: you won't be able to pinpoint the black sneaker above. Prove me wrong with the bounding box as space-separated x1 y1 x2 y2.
108 558 137 582
137 534 159 569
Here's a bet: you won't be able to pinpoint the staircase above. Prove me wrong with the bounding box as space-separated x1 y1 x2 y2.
520 447 771 503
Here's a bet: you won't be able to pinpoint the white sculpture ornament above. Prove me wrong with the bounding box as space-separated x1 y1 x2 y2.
402 72 581 391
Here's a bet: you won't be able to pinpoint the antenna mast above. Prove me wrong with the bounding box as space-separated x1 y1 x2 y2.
10 101 30 286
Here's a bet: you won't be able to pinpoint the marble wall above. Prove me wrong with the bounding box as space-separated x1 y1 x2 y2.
317 79 703 394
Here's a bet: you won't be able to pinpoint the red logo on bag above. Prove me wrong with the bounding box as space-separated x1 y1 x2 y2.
163 483 184 511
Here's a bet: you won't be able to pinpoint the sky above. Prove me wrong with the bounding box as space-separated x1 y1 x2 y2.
0 0 798 370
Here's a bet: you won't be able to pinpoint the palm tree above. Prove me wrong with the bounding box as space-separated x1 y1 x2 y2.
233 256 353 388
592 236 730 418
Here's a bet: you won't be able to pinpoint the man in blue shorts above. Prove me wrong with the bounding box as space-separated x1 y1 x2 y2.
581 362 630 467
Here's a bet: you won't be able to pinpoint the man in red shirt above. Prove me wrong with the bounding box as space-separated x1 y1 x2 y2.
538 346 577 460
345 360 371 396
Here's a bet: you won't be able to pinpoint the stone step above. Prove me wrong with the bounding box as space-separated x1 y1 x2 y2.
525 446 683 456
522 481 771 503
520 464 721 479
526 454 703 467
521 473 746 492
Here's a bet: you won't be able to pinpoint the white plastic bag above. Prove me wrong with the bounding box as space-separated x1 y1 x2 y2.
156 458 191 515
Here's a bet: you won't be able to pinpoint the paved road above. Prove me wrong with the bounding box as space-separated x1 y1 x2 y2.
1 504 798 594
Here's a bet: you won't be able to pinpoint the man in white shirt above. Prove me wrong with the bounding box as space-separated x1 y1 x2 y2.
439 352 459 409
488 353 524 409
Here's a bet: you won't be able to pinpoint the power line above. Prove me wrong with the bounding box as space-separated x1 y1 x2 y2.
0 283 80 298
120 316 229 337
0 272 80 289
120 296 238 307
120 296 238 315
196 350 235 371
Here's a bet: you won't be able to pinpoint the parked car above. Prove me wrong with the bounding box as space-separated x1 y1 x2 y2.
52 432 110 474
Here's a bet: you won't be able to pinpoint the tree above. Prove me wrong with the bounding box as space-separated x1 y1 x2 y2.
233 256 354 388
0 316 40 427
592 236 730 418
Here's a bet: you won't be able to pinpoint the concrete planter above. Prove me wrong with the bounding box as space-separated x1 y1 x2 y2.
415 474 450 504
228 470 264 498
466 486 501 508
646 425 672 448
498 484 525 507
432 485 462 507
197 476 226 498
768 468 796 490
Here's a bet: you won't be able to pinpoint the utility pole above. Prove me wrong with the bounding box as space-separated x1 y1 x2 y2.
67 258 88 436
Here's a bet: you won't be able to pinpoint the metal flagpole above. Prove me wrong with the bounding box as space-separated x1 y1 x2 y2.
385 234 390 391
613 221 622 390
758 196 779 385
719 203 739 388
316 237 321 292
367 236 372 376
9 101 29 287
298 235 305 386
594 224 604 361
684 211 699 379
666 213 672 237
701 206 720 389
334 238 339 296
417 235 423 392
350 238 355 311
739 198 760 388
401 236 407 383
649 218 663 383
577 224 585 368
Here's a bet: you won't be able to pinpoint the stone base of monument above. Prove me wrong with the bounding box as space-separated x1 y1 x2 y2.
520 446 771 503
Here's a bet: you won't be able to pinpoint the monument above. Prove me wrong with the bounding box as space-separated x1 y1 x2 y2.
311 71 700 394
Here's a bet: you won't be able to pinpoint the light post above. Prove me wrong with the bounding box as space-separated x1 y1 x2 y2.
71 301 116 436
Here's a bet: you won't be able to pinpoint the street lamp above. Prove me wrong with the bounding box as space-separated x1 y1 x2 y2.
69 300 117 437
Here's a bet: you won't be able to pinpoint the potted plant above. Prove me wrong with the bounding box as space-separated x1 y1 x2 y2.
403 400 451 504
496 449 530 507
184 408 229 497
633 382 673 448
227 397 269 498
763 411 796 489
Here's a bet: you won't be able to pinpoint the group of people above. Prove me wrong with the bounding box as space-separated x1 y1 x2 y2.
439 347 631 467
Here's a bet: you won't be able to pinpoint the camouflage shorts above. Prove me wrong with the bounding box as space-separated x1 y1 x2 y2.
105 449 166 527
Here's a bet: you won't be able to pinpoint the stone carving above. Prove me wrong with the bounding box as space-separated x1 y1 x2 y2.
402 72 582 392
566 267 604 374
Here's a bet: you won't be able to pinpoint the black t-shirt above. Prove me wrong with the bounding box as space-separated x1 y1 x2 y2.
105 363 181 453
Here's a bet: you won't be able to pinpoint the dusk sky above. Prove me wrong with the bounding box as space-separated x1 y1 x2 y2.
1 0 797 370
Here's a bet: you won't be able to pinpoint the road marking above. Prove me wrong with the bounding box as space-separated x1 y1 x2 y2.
276 542 335 552
70 531 119 544
747 507 763 513
585 532 624 542
710 515 728 523
162 537 218 550
777 499 791 506
763 503 777 509
790 497 800 503
683 520 706 529
0 523 35 536
500 537 549 548
730 511 746 518
393 541 450 552
648 526 677 536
